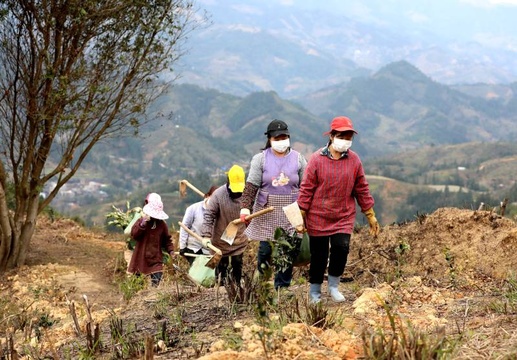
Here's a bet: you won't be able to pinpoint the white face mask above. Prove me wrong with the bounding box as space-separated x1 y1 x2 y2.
271 139 290 153
332 138 352 152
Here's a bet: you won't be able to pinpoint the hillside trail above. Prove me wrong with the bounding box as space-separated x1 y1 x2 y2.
2 207 517 358
24 217 125 306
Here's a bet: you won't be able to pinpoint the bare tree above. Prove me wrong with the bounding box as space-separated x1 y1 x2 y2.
0 0 206 271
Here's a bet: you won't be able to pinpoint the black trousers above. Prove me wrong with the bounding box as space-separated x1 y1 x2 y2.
216 254 243 285
308 233 351 284
257 241 293 289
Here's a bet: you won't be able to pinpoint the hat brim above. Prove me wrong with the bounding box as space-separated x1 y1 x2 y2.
229 182 245 193
323 127 358 135
143 205 169 220
267 129 290 138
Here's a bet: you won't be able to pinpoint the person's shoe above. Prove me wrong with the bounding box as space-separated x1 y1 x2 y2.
328 275 345 302
309 283 321 304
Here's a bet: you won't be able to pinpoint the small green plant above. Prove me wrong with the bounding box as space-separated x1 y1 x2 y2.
394 239 411 279
0 298 33 334
504 275 517 303
277 295 302 324
254 315 285 360
395 240 411 255
37 312 56 328
70 215 86 226
151 292 174 320
107 316 145 358
113 251 129 275
106 202 141 230
106 201 142 249
255 264 275 318
42 206 60 222
362 302 456 359
29 285 43 299
77 347 97 360
119 274 146 301
221 327 244 351
293 274 307 286
443 247 457 287
305 302 337 329
415 211 428 224
487 273 517 314
270 228 301 273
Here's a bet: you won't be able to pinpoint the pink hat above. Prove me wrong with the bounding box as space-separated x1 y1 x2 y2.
323 116 358 135
143 194 168 220
145 192 161 204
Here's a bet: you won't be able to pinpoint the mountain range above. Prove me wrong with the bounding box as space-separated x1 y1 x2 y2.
50 59 517 225
75 60 517 191
297 61 517 156
173 0 517 98
34 0 517 225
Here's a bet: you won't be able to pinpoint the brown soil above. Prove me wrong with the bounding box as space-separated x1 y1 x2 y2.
2 208 517 359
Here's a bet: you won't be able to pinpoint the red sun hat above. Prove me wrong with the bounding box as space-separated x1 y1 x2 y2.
323 116 358 135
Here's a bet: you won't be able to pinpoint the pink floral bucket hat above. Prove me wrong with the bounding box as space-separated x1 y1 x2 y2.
142 194 169 220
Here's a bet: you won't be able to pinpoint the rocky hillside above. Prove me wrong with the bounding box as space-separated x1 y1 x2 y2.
2 206 517 358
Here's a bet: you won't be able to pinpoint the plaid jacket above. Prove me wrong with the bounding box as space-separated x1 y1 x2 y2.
297 147 374 236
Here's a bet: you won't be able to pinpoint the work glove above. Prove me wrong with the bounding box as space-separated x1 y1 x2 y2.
201 237 212 248
239 208 251 225
363 208 380 237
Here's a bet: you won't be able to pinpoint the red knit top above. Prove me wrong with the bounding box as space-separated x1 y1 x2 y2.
297 147 375 236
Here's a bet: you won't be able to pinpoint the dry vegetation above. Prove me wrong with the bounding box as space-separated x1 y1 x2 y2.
1 207 517 359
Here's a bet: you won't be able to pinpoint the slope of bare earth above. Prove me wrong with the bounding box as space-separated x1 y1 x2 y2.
1 207 517 359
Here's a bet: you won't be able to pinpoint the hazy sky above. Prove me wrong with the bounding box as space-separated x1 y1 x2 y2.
192 0 517 84
275 0 517 49
199 0 517 52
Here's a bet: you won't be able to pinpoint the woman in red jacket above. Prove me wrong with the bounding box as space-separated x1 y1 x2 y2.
129 193 174 286
297 116 380 304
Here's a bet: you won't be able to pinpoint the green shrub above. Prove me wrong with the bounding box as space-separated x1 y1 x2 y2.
119 274 146 301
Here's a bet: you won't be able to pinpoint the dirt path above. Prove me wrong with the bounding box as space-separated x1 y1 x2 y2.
24 217 125 307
